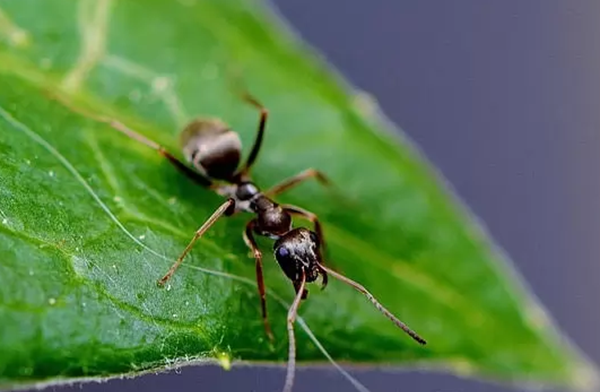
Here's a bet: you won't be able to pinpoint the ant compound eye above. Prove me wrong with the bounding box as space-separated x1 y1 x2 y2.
276 246 290 260
274 245 299 282
309 232 319 245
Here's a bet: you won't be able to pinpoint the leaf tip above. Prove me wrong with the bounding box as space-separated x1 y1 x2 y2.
521 299 599 391
569 359 600 392
217 352 232 371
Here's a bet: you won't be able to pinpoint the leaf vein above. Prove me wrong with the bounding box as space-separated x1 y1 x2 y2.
62 0 113 92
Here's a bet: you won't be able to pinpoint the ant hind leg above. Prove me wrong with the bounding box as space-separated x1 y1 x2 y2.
47 91 213 187
236 91 268 176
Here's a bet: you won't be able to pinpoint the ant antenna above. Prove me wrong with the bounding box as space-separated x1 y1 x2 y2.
283 270 307 392
319 264 427 345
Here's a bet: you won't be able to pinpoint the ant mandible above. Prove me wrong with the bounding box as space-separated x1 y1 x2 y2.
50 89 426 392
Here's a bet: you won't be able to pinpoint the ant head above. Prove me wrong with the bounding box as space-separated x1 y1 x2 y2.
273 228 323 284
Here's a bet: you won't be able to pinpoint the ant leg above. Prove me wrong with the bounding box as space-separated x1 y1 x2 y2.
157 198 235 286
237 92 268 175
282 270 306 392
293 280 309 300
48 91 212 187
283 204 325 251
243 220 275 341
263 168 330 198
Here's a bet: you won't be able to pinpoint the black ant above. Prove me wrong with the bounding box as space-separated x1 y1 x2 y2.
50 90 426 392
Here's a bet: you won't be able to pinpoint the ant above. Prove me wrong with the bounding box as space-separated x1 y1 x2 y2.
50 89 427 392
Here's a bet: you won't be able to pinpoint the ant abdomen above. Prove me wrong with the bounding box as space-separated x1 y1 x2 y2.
180 118 242 180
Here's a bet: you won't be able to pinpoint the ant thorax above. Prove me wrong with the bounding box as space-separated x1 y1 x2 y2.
216 182 293 239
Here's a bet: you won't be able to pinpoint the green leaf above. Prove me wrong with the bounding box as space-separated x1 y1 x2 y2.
0 0 596 391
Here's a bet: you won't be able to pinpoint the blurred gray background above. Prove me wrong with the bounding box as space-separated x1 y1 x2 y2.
46 1 600 392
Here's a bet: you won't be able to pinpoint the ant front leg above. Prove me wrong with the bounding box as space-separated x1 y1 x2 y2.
283 204 325 251
48 91 213 187
293 280 309 300
244 220 275 342
157 198 235 286
263 168 330 199
282 269 306 392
